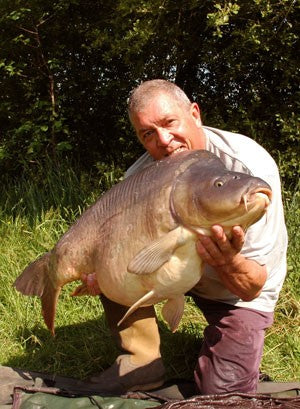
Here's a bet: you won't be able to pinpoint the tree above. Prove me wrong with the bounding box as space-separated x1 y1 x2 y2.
0 0 298 186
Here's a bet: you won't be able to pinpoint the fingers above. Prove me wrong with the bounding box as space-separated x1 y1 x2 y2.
196 236 227 266
196 225 245 267
81 272 88 282
80 272 101 295
231 226 245 252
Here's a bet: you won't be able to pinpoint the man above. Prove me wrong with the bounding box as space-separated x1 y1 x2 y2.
89 79 287 395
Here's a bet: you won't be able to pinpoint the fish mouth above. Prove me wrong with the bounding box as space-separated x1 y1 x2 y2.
241 187 272 211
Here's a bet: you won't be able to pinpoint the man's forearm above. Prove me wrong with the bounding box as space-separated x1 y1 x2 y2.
214 255 267 301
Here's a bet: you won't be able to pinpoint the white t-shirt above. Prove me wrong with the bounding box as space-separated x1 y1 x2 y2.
126 126 288 312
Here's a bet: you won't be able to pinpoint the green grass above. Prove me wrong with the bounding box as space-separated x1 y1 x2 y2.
0 164 299 383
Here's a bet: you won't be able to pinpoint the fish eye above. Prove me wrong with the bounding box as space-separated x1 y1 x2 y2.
214 179 224 187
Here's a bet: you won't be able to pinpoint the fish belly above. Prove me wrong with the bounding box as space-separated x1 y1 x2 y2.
98 239 202 307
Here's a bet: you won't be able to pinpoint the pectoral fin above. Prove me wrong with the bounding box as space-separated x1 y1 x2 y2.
128 226 189 275
162 295 185 333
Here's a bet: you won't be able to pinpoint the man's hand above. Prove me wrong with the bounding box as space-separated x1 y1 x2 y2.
72 272 101 296
196 225 267 301
196 225 244 267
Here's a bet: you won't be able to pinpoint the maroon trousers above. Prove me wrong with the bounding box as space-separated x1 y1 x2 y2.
191 295 274 394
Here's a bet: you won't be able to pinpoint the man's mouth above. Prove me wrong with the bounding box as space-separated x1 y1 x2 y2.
165 147 188 157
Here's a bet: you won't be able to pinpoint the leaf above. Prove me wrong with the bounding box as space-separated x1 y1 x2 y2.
56 141 72 152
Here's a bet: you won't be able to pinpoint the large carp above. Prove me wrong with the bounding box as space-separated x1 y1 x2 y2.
14 150 272 335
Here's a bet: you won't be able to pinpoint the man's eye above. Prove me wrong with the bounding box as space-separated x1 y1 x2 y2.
143 130 153 139
167 119 175 124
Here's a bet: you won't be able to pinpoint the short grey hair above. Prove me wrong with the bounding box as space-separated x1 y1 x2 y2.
127 79 192 120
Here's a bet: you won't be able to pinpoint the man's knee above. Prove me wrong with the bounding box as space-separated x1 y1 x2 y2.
194 324 263 394
193 304 273 394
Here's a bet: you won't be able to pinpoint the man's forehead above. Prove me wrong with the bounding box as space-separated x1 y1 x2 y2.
137 93 184 117
133 103 180 130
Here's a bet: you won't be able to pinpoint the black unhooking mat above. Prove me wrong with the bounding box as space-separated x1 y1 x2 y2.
0 366 299 409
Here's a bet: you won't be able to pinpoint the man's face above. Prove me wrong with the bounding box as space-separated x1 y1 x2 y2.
130 93 206 160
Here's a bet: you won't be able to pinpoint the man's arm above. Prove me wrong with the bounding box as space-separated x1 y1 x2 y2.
196 225 267 301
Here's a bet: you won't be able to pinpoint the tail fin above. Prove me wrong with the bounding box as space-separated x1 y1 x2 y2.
14 253 51 296
14 252 60 335
41 279 61 336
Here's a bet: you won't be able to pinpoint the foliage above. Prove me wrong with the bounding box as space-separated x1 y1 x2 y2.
0 0 299 187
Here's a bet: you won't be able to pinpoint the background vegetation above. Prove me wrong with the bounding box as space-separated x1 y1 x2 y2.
0 0 299 186
0 0 299 383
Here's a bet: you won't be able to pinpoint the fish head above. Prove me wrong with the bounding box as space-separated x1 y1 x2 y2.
170 151 272 235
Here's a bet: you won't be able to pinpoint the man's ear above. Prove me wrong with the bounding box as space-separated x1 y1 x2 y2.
190 102 202 127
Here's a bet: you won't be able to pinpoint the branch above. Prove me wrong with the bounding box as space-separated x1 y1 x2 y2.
17 26 37 35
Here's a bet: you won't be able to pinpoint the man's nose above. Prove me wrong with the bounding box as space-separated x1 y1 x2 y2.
156 128 173 146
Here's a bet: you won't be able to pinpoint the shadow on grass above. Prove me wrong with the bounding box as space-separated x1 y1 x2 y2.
159 320 203 381
4 316 118 379
4 315 203 382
